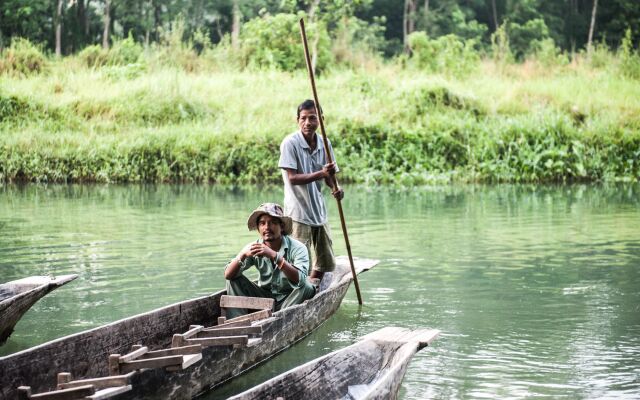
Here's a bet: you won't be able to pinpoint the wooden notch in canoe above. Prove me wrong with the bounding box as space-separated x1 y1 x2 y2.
172 333 251 348
18 383 132 400
108 344 203 375
199 325 262 337
57 371 136 390
18 384 95 400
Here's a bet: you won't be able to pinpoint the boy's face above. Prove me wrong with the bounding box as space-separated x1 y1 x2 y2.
298 108 319 136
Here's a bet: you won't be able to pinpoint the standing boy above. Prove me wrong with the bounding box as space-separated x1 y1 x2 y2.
278 99 343 285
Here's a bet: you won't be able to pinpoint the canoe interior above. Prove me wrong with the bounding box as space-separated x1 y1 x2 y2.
231 340 411 400
0 258 377 400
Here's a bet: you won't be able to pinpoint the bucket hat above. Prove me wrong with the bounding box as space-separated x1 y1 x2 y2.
247 203 293 236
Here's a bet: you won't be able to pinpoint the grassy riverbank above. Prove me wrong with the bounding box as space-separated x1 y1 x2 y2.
1 59 639 184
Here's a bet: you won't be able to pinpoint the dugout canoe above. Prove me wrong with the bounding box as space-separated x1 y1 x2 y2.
229 326 440 400
0 275 78 346
0 256 377 400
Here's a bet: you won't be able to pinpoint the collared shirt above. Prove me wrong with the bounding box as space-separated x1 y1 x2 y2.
226 235 309 302
278 131 338 226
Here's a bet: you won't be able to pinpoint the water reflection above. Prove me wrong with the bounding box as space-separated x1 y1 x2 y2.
1 184 639 399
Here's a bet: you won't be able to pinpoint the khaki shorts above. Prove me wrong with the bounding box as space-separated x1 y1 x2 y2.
291 222 336 273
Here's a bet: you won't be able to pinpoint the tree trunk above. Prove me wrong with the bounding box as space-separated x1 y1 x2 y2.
154 0 161 42
231 0 240 50
55 0 63 56
102 0 111 49
490 0 498 31
403 0 416 53
403 0 409 52
408 0 416 36
307 0 320 19
308 0 321 74
76 0 85 41
144 0 150 47
423 0 429 20
587 0 598 53
84 0 91 36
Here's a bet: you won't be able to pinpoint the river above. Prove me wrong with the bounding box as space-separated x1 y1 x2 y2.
1 184 638 399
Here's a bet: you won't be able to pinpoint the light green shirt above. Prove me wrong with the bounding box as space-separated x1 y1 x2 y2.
228 235 309 302
279 131 338 226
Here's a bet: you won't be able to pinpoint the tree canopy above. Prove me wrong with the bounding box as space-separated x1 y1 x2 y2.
0 0 638 59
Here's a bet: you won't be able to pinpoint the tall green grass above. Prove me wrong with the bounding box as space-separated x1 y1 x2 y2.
1 56 638 184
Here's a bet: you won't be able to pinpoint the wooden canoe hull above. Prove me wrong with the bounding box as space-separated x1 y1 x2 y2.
228 327 440 400
0 275 78 345
0 257 377 400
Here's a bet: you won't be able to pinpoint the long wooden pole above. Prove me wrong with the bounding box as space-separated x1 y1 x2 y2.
299 18 363 305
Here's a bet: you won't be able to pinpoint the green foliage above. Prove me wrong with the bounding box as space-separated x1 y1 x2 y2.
78 45 109 68
332 16 386 68
408 32 479 77
1 62 638 184
619 28 640 80
107 34 143 66
403 86 484 118
507 18 551 60
239 13 331 71
0 37 46 76
448 6 488 43
491 23 514 66
0 94 31 121
77 35 143 69
588 41 615 69
529 38 568 68
102 63 147 81
137 18 205 72
0 0 51 49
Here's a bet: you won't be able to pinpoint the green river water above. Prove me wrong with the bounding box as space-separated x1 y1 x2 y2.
1 184 638 399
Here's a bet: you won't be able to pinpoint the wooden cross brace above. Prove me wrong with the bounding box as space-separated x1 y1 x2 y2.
108 344 202 375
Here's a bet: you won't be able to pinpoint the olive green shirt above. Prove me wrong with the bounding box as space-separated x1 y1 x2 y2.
226 235 309 302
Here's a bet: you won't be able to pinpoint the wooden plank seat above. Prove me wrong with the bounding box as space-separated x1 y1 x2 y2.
108 344 202 375
216 295 275 326
171 323 263 349
17 383 131 400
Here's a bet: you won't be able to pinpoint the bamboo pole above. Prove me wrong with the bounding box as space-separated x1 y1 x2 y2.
298 18 363 305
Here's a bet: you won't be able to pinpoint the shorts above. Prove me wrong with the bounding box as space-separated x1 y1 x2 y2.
291 221 336 273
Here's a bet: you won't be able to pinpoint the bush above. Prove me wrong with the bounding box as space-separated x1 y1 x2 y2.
619 28 640 80
0 38 46 76
408 32 479 77
587 40 615 69
491 23 514 66
148 17 201 72
529 38 568 68
332 16 386 69
507 18 550 61
78 44 109 68
0 94 32 120
240 13 332 72
78 35 142 69
107 34 143 66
